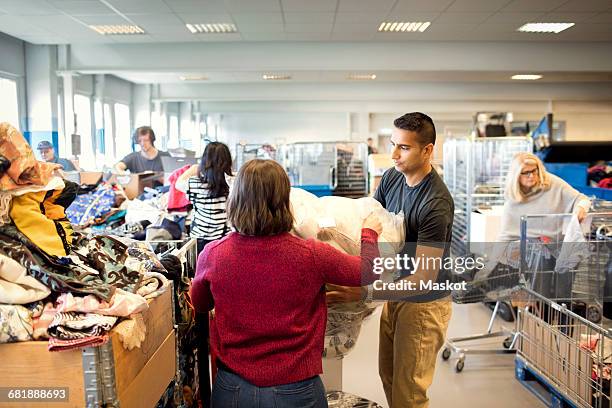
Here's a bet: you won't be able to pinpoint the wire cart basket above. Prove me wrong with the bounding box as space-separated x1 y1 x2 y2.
443 211 612 377
443 136 533 257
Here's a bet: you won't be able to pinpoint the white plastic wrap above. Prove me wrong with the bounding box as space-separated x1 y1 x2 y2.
290 188 405 358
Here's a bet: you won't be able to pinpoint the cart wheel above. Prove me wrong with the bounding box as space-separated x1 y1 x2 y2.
503 336 513 349
455 359 465 373
442 348 451 360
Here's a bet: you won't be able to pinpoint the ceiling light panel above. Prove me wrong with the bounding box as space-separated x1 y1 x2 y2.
517 23 575 33
262 74 291 80
89 25 145 35
186 23 238 34
180 75 209 81
378 21 431 32
348 73 377 80
511 74 543 80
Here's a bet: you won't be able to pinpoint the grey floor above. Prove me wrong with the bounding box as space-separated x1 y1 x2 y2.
337 302 544 408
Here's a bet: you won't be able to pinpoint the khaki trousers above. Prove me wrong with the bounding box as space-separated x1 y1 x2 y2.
379 298 452 408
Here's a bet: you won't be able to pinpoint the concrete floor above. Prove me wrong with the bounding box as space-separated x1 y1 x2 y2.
335 302 544 408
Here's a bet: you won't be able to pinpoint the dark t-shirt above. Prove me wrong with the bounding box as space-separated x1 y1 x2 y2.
373 167 454 302
121 150 169 173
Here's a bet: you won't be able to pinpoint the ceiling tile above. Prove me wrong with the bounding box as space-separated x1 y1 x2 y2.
175 13 233 23
284 23 332 33
334 11 390 23
240 32 286 40
588 12 612 23
21 14 89 31
332 23 376 33
447 0 513 12
164 0 227 14
223 0 280 13
426 23 476 32
281 0 338 12
137 23 187 34
475 22 526 33
435 11 494 23
338 0 395 12
108 0 172 14
283 12 335 23
197 32 242 41
125 13 184 25
0 0 60 15
555 0 612 12
540 12 599 22
392 0 454 12
384 12 440 21
235 22 284 32
49 1 114 15
501 0 566 12
484 12 544 23
285 32 331 40
231 12 283 24
0 15 52 36
67 14 123 24
19 35 70 44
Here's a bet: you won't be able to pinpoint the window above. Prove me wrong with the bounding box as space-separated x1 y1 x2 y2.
168 115 179 149
104 104 114 164
114 103 132 159
74 94 93 170
0 78 19 130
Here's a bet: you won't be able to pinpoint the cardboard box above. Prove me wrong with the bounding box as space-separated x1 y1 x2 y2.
0 289 174 408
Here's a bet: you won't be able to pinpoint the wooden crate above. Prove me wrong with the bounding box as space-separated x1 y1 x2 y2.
0 289 175 408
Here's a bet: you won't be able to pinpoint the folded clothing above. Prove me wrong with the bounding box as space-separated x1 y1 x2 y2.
0 304 33 343
56 289 148 317
48 312 117 340
48 334 109 352
0 253 50 304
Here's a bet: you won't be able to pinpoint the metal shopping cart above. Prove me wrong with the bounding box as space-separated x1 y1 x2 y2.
515 212 612 408
443 212 612 374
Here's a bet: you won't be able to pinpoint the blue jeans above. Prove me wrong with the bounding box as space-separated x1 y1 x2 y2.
211 368 328 408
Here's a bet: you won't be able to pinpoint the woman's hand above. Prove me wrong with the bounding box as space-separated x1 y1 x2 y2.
575 206 588 223
326 284 364 304
363 213 382 235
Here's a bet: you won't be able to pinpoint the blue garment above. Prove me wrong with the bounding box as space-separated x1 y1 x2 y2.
212 368 327 408
66 184 115 226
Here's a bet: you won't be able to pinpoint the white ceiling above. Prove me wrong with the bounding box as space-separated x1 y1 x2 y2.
0 0 612 44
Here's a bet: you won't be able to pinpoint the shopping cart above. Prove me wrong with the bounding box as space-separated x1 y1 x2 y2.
443 245 525 372
516 212 612 408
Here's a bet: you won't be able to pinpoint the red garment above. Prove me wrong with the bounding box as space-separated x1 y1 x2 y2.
190 229 379 387
166 165 191 211
598 178 612 189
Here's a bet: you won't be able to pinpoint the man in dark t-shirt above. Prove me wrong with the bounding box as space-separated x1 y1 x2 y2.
114 126 169 173
328 112 454 408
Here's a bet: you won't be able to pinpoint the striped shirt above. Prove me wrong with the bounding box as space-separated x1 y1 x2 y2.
186 175 233 240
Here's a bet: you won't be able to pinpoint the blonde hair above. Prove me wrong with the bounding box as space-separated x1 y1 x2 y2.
505 152 551 203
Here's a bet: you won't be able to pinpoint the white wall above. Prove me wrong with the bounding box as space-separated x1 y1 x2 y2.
0 32 24 77
216 112 349 150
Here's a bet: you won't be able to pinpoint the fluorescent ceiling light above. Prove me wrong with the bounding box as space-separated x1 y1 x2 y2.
180 75 208 81
378 21 431 32
517 23 574 33
262 74 291 80
186 23 237 34
511 74 543 80
348 73 377 80
89 25 145 35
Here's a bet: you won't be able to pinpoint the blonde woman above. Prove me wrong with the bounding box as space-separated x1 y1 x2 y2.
499 152 590 242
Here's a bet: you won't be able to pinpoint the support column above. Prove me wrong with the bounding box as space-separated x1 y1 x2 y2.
24 44 59 156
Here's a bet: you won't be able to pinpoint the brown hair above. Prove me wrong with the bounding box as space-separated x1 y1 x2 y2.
227 159 293 236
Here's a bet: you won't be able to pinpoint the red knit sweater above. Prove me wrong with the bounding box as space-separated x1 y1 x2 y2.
190 229 379 387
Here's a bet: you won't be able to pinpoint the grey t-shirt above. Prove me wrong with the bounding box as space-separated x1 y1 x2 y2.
374 167 455 302
121 150 169 173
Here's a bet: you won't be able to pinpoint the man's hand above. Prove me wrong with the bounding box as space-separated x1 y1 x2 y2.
326 284 364 304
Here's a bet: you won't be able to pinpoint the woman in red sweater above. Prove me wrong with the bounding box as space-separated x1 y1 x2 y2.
190 159 381 408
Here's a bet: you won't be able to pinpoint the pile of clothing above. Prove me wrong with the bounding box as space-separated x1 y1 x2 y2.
0 122 170 352
588 163 612 189
290 188 405 358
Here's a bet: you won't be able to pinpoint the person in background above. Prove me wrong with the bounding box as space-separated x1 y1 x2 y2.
190 159 382 408
499 152 590 241
367 137 378 155
176 142 234 255
114 126 169 174
37 141 77 171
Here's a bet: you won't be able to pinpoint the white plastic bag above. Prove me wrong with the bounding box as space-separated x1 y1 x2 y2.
555 215 588 273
